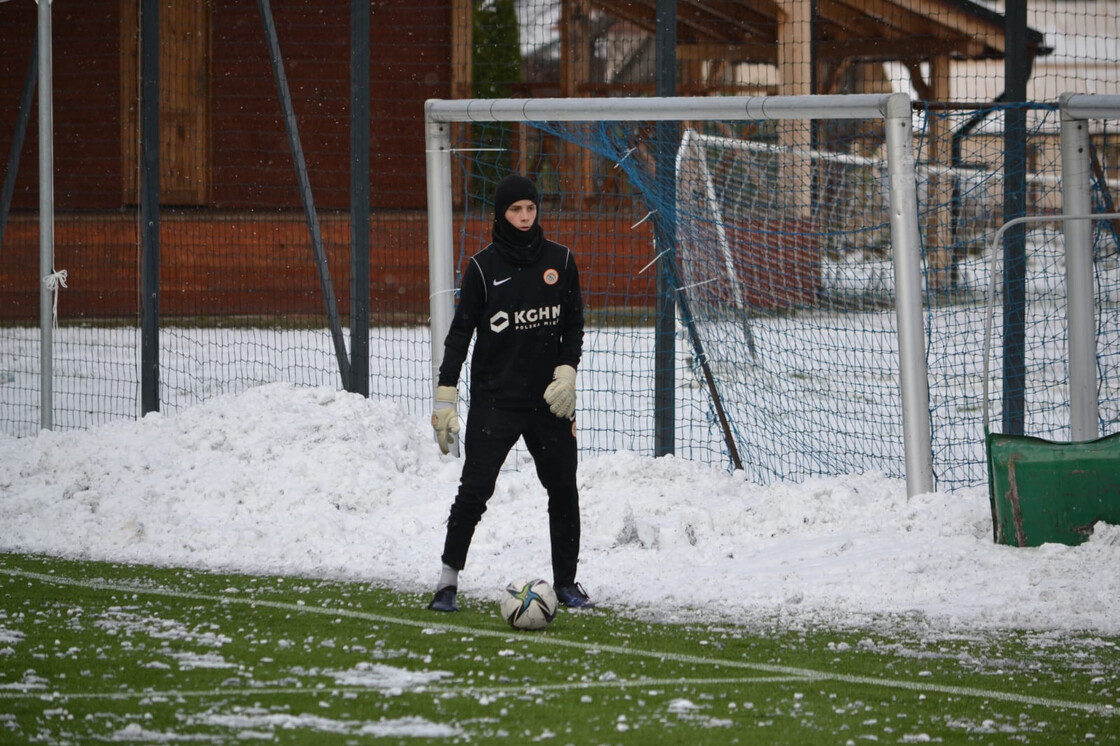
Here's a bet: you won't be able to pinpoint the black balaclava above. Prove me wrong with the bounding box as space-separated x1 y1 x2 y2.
492 175 544 266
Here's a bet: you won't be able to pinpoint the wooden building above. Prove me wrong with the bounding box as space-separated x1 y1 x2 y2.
0 0 1048 320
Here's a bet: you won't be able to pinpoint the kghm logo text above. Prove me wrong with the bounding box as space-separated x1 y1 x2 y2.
490 304 561 333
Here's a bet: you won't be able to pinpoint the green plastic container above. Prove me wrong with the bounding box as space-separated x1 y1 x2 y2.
986 431 1120 546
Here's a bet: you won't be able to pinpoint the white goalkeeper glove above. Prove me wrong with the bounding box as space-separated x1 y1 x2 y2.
543 364 577 419
431 385 460 455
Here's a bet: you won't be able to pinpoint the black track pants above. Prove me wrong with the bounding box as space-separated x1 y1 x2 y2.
439 405 580 587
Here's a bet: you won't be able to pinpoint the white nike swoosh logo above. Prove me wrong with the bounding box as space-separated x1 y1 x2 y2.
493 277 512 286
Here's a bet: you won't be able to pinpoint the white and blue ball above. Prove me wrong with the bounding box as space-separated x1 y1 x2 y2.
500 578 558 630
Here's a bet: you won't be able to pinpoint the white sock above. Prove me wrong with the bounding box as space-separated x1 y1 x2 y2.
437 564 459 591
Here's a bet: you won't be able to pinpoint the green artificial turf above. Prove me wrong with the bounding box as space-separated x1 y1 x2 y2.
1 552 1116 744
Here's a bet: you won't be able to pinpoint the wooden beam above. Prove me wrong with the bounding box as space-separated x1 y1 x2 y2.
591 0 657 35
926 54 954 291
676 41 778 63
450 0 471 208
559 0 593 199
120 0 210 206
906 60 930 100
777 0 812 217
854 0 1005 53
819 57 852 95
682 0 775 41
560 0 591 98
817 36 990 62
595 0 775 43
826 0 929 38
776 0 811 96
450 0 471 98
816 0 890 42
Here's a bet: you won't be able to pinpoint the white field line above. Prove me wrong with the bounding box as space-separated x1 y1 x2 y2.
0 677 809 703
1 567 1115 716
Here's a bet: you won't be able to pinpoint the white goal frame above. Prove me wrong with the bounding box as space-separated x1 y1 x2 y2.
1060 93 1120 441
423 94 933 496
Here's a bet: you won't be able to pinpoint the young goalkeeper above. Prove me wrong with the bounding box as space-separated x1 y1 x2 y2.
427 174 592 612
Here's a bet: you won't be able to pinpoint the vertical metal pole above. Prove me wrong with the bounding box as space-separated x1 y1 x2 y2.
1002 0 1028 436
1059 99 1099 440
140 0 161 415
1 30 38 256
653 0 676 456
349 0 371 397
258 0 351 388
884 93 934 496
37 0 55 430
425 112 458 456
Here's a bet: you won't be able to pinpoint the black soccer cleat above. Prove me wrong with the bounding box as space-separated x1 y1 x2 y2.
555 583 594 609
427 585 459 612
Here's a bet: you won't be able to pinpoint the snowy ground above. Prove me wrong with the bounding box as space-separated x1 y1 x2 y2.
2 382 1118 637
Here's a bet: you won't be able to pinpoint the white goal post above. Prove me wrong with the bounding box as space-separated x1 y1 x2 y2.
423 94 933 496
1060 93 1120 441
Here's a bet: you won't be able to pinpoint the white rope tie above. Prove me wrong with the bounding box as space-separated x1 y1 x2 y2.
631 209 657 230
638 248 669 275
677 277 717 292
428 287 458 300
42 269 67 327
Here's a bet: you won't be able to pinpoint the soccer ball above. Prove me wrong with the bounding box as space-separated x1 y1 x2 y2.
500 578 558 630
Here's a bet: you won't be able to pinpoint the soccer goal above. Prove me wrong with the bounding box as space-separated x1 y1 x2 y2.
424 94 932 496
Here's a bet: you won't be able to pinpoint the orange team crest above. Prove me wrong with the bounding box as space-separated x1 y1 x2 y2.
542 268 559 285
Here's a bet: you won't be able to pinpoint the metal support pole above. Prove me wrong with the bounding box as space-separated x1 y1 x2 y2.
424 112 458 456
883 93 934 496
653 0 676 457
1060 102 1099 440
1002 0 1029 436
139 0 161 415
258 0 351 389
349 0 370 397
37 0 55 430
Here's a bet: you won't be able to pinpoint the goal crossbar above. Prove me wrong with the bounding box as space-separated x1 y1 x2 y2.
424 93 910 124
424 93 933 496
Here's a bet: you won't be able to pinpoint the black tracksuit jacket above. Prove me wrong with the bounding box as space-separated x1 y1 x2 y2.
438 239 584 410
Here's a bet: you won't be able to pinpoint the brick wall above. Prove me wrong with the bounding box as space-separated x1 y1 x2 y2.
0 214 662 323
